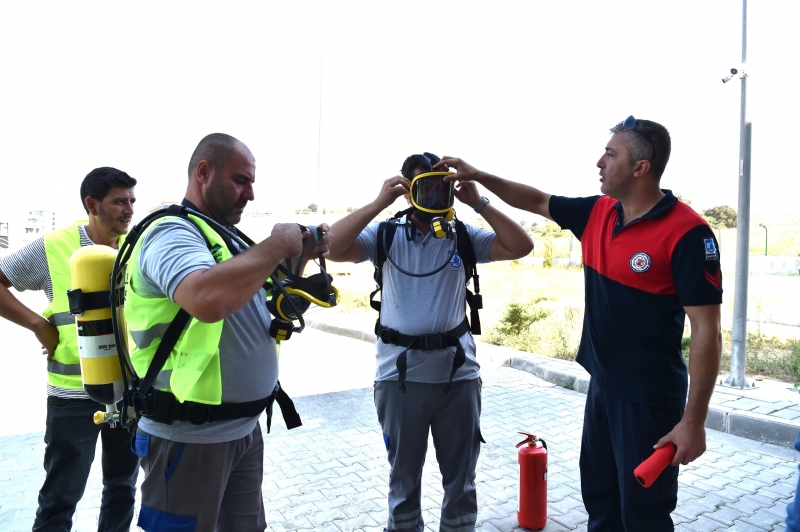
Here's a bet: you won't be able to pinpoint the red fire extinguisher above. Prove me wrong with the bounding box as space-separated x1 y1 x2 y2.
517 431 547 530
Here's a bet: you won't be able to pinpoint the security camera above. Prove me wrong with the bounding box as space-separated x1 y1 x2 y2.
722 65 747 83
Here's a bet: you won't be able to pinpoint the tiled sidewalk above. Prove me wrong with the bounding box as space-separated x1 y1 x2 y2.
0 354 796 531
308 310 800 450
0 322 798 531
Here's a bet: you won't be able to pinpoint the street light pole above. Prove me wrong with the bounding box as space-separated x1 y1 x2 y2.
758 223 768 256
723 0 754 389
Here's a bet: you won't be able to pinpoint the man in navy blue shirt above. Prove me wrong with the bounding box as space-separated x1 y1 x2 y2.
438 117 723 531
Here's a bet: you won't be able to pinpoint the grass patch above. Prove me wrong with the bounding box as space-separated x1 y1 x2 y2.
682 328 800 383
329 259 800 383
483 297 581 360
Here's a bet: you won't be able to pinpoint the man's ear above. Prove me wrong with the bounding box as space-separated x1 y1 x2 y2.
84 196 98 216
633 159 652 178
196 161 213 183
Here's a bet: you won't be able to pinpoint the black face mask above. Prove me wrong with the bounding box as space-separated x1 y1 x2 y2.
414 209 436 224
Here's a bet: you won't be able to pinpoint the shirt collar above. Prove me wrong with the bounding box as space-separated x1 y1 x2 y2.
180 198 237 231
612 189 678 222
181 198 201 212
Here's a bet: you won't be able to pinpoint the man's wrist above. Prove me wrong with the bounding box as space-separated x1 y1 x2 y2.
473 196 490 213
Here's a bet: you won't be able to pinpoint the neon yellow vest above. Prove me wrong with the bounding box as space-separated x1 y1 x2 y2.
43 226 123 389
125 215 232 405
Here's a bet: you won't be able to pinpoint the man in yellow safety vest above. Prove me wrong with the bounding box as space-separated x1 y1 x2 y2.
0 167 139 531
127 133 330 531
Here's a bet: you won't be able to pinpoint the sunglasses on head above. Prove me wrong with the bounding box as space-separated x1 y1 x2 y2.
621 115 656 161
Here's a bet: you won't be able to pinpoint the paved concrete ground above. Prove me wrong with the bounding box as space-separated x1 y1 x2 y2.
0 326 798 531
310 309 800 450
503 352 800 450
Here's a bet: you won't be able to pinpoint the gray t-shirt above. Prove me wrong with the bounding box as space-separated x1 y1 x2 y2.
357 219 495 383
135 218 278 444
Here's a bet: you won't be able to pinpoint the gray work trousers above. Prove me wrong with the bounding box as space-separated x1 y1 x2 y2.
374 379 483 532
135 423 266 532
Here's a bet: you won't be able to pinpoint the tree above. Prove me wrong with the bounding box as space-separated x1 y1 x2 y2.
543 240 554 268
307 203 318 213
702 205 737 229
534 221 569 239
675 192 692 205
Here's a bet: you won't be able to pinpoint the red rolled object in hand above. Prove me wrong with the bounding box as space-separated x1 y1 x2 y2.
634 444 677 488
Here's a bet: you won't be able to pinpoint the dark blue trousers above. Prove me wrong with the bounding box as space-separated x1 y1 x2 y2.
784 430 800 531
580 381 683 532
33 397 139 532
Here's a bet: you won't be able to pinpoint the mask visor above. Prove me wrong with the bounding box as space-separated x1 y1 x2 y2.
410 172 454 214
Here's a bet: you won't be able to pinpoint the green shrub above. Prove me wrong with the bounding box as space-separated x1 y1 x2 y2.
543 240 553 268
484 298 580 360
495 299 551 336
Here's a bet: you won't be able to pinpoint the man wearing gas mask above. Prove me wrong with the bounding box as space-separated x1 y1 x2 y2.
327 152 533 532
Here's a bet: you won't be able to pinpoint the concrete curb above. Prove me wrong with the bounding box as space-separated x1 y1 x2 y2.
305 319 377 345
306 320 800 448
504 355 591 394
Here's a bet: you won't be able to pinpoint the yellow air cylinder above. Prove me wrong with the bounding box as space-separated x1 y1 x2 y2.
69 245 123 407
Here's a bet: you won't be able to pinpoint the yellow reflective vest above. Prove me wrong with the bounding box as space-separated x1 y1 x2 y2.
43 226 122 390
125 215 232 405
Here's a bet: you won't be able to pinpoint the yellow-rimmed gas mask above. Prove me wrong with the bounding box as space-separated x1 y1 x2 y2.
266 225 338 340
409 171 456 238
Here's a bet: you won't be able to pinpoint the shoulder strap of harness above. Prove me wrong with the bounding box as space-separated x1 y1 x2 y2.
116 204 301 430
453 220 482 335
369 209 481 335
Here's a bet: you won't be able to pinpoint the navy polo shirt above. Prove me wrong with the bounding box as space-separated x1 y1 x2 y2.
550 190 723 408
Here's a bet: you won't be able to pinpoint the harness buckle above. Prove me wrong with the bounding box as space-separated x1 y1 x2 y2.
419 335 444 350
187 404 211 425
378 326 397 345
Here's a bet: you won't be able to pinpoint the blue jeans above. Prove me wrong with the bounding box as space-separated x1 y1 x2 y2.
32 396 139 532
786 431 800 532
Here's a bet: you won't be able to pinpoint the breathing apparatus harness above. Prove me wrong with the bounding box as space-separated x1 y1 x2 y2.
371 170 483 393
109 202 335 431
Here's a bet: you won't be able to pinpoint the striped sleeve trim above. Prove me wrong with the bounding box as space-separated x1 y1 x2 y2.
77 225 94 247
47 384 90 400
0 237 53 301
0 225 92 304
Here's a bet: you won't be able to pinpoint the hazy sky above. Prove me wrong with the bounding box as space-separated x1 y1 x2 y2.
1 1 798 227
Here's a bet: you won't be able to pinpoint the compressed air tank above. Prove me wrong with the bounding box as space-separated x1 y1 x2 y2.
69 245 123 406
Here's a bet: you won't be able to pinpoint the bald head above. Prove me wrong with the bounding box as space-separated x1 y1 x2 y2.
188 133 241 179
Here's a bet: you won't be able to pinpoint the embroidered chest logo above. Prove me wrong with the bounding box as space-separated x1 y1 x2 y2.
704 238 719 261
450 250 462 268
629 252 651 273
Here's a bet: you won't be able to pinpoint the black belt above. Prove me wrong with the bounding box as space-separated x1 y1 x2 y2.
137 381 302 432
376 318 470 393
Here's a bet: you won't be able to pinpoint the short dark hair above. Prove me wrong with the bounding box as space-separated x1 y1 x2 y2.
401 152 440 179
80 167 137 214
610 119 671 179
188 133 240 179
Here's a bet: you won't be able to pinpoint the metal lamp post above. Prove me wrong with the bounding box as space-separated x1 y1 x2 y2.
758 223 768 256
722 0 754 390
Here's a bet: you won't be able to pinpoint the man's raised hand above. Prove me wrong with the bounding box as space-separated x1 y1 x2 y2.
436 157 484 183
270 223 306 259
375 176 410 210
453 181 482 208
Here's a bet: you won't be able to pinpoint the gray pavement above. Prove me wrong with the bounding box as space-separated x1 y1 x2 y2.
310 310 800 450
0 325 798 531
